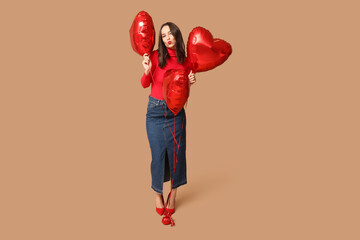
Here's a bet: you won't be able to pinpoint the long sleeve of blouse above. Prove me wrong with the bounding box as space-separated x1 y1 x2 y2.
140 51 158 88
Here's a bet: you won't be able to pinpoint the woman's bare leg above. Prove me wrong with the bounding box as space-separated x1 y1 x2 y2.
166 188 177 209
155 192 164 209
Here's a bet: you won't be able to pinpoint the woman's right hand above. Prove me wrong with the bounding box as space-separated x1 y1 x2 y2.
142 53 152 75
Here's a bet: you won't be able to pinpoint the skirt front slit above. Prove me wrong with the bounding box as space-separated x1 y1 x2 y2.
146 95 187 194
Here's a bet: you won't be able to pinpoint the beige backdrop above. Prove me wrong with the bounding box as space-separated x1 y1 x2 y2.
1 0 359 239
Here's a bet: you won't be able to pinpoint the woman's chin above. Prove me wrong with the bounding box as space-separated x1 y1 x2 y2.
166 44 175 49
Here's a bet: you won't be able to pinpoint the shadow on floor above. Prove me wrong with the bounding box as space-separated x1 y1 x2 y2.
175 171 235 210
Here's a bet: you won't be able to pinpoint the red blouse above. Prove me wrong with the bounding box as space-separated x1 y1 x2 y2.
141 48 192 100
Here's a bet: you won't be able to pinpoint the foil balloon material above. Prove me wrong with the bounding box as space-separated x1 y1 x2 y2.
187 26 232 72
163 69 190 115
129 11 155 56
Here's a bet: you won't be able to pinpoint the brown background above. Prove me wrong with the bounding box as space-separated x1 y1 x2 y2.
1 0 359 239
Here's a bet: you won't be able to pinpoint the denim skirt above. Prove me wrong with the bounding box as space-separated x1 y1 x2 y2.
146 95 187 194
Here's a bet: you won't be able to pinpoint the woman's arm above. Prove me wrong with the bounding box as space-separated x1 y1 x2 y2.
140 51 157 88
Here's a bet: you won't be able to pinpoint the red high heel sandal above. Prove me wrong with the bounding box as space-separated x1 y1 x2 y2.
156 195 165 216
165 192 175 214
162 192 176 226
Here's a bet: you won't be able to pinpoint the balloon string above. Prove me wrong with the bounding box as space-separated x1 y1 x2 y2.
161 106 182 166
173 116 177 185
176 117 185 156
168 116 176 227
161 105 185 227
184 80 191 109
154 70 178 226
161 106 180 147
149 68 155 85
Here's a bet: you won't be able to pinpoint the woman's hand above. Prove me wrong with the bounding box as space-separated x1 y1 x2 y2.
142 53 152 75
188 70 196 85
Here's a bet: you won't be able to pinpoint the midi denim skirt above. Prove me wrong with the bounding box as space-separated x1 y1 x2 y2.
146 95 187 194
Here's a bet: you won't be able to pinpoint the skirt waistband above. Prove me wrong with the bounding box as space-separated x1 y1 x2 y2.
149 95 166 105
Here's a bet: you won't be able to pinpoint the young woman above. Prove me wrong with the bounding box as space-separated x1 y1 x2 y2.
141 22 196 220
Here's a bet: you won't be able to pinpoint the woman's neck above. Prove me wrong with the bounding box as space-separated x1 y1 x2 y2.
167 48 176 57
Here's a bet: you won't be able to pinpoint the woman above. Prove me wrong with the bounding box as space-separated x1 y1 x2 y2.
141 22 196 221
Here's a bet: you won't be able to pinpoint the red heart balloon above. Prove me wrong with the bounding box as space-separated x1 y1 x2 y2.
163 69 190 115
187 27 232 72
129 11 155 56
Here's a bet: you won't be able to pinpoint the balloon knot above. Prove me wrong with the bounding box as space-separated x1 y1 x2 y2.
162 211 175 226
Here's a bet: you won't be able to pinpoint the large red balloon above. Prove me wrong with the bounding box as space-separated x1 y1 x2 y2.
187 27 232 73
129 11 155 56
163 69 190 115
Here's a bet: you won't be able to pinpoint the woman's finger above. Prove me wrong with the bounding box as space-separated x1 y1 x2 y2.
143 58 150 65
188 70 193 78
143 54 150 63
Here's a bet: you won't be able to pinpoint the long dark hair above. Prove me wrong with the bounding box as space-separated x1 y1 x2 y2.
158 22 186 68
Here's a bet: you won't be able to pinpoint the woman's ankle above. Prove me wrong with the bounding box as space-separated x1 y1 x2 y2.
155 193 164 208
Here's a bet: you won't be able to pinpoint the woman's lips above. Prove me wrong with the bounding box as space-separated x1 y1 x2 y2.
168 41 172 45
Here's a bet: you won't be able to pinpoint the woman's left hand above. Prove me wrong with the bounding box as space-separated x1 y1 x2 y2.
188 70 196 86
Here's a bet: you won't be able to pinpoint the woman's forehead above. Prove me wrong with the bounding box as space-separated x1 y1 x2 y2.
161 25 170 34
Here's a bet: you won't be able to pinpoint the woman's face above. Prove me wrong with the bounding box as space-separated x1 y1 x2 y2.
161 25 176 49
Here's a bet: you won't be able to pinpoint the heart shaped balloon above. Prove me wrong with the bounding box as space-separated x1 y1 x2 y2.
129 11 155 56
163 69 190 115
187 27 232 72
